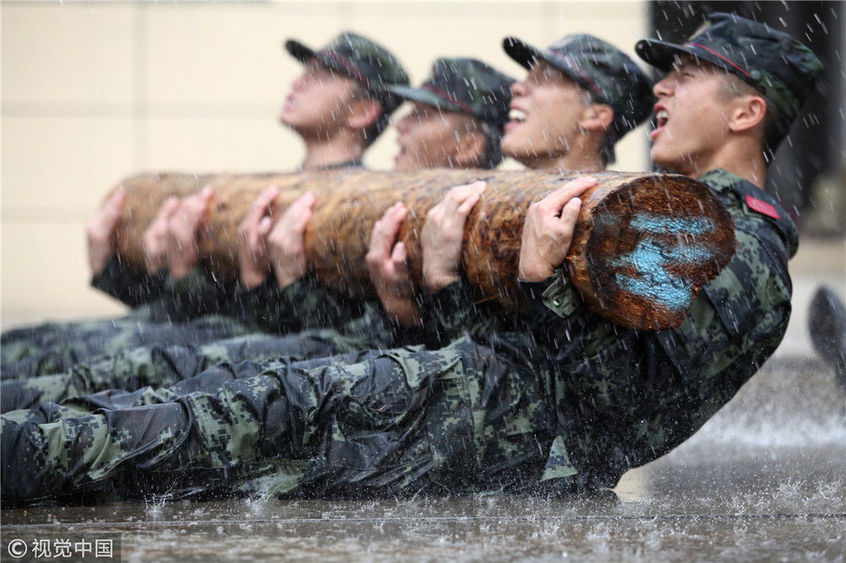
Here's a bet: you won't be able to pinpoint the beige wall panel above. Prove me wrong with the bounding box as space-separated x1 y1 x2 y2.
145 4 342 106
146 117 296 171
2 223 128 329
2 116 136 211
1 4 136 105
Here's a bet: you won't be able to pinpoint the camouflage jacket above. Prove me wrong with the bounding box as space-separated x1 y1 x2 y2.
91 259 236 323
422 168 797 487
91 258 371 332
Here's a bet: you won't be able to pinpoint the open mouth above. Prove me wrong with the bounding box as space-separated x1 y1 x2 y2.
508 108 527 123
651 109 669 140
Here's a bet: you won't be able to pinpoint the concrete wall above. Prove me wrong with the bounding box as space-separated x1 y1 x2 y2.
1 1 650 327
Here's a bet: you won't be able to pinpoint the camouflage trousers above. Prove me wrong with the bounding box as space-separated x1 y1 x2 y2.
1 313 254 380
2 329 402 412
1 337 561 505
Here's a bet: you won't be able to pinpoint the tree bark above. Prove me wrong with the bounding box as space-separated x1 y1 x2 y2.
110 168 735 330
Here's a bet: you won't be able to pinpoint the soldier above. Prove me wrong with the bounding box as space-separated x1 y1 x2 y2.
0 32 410 378
233 58 515 332
0 40 650 406
500 34 653 171
390 57 513 170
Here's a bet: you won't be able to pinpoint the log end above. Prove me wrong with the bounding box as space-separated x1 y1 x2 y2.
566 174 736 331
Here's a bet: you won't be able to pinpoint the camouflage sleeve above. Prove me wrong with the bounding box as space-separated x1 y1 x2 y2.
148 267 239 322
238 274 367 334
335 301 425 349
420 278 511 348
90 255 167 307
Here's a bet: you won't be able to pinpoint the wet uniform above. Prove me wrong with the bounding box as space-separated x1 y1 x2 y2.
1 169 798 505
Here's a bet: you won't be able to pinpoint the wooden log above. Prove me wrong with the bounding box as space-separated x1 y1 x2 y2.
110 169 735 330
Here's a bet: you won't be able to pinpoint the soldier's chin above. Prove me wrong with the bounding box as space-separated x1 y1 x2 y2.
501 137 532 165
650 147 685 174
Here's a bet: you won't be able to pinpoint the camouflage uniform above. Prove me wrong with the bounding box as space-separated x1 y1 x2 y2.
1 31 411 379
0 169 799 504
2 18 821 504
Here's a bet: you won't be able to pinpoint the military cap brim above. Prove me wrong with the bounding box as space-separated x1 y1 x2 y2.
386 84 469 115
284 38 367 88
636 38 739 78
502 36 594 96
284 39 317 64
502 36 544 71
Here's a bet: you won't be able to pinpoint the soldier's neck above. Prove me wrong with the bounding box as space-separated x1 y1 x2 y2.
692 144 768 189
300 134 366 172
528 150 604 173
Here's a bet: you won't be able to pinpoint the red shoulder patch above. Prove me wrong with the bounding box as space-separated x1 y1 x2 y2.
745 194 780 219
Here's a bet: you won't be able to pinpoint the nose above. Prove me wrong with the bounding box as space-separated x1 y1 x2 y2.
653 74 673 98
395 114 411 134
291 72 307 91
510 80 527 97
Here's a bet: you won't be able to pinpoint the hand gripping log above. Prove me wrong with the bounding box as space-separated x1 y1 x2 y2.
110 169 735 330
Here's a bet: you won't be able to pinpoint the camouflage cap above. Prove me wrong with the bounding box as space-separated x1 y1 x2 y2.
386 58 514 128
502 34 654 136
285 32 410 115
635 12 823 122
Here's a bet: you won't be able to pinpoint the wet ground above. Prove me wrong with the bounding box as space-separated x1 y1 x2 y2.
2 356 844 562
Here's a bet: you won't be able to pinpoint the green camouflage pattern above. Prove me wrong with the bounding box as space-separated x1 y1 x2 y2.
503 34 653 135
636 12 823 121
286 31 410 115
0 314 253 381
1 306 419 412
1 268 373 379
0 169 797 504
386 58 514 127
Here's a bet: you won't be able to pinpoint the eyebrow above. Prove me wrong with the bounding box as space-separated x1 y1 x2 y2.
672 54 703 70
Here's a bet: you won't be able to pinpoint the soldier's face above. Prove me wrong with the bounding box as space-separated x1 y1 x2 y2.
650 56 735 175
280 60 362 137
393 102 479 170
501 61 591 167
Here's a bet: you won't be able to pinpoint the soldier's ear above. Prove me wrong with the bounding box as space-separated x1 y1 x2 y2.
347 99 383 131
578 103 614 135
454 130 486 167
727 94 767 134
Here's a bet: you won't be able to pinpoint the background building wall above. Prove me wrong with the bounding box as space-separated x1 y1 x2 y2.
2 1 650 327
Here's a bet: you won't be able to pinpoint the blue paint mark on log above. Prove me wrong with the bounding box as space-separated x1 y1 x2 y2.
609 238 716 312
629 214 715 236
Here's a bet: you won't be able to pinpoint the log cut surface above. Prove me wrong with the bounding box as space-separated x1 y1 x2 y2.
110 169 736 330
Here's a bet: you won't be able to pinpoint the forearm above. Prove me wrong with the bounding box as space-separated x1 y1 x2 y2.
91 255 167 307
240 274 366 334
